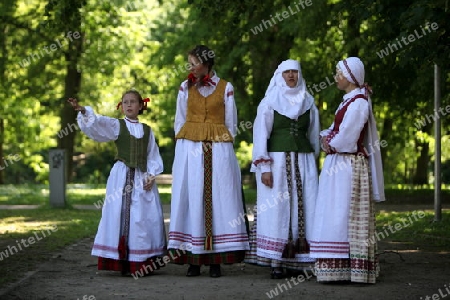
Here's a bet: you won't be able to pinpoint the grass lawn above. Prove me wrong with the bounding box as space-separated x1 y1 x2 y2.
0 183 258 206
0 206 101 287
1 183 447 206
375 209 450 251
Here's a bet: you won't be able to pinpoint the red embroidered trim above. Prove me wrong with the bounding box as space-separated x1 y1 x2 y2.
253 158 273 166
343 59 360 86
342 60 373 98
125 117 139 123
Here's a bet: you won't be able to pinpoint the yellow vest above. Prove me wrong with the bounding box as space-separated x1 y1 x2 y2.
175 79 233 142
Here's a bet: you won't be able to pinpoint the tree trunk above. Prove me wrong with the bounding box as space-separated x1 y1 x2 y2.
0 118 3 184
0 21 7 184
380 117 392 167
412 123 432 184
413 140 429 184
346 15 360 57
57 35 83 182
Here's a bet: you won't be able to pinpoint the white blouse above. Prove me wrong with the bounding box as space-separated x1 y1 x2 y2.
77 106 163 176
321 88 369 153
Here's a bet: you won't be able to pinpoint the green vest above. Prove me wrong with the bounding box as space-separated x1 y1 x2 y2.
267 110 314 153
114 119 150 172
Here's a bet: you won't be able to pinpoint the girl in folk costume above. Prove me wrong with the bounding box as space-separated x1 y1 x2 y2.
310 57 385 283
168 45 249 278
245 59 320 279
67 91 166 277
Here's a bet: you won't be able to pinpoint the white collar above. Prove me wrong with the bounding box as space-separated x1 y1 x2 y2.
125 117 139 124
343 88 363 102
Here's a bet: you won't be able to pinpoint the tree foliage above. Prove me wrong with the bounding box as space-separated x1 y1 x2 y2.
0 0 449 185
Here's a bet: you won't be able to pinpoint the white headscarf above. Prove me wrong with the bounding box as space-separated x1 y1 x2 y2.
337 57 385 202
263 59 314 119
337 57 372 98
338 57 364 86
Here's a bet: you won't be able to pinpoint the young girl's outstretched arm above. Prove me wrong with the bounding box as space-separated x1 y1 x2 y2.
67 98 120 142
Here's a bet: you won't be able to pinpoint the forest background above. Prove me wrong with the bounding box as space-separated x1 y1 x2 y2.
0 0 449 187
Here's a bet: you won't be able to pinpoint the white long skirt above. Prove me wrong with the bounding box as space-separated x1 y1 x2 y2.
168 139 250 254
310 154 353 258
246 152 318 265
91 161 166 262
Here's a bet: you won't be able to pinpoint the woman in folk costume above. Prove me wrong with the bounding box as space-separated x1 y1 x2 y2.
168 45 249 278
67 91 166 277
245 59 320 279
310 57 385 283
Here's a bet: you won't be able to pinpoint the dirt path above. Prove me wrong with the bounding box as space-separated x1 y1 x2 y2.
1 204 449 300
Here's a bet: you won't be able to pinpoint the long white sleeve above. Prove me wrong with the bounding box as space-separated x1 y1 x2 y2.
146 129 164 176
77 106 120 142
251 102 274 173
320 122 334 138
224 82 238 138
308 105 320 158
77 106 163 175
328 98 369 153
174 81 188 135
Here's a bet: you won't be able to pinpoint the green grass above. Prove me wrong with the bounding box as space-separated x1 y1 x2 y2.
0 207 101 287
0 184 171 206
1 183 444 207
0 184 48 205
375 209 450 250
0 184 258 206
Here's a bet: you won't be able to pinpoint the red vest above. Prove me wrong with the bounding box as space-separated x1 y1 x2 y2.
327 94 368 156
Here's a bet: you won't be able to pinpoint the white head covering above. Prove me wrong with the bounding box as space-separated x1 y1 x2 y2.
338 57 385 202
337 57 372 98
263 59 314 119
338 57 364 85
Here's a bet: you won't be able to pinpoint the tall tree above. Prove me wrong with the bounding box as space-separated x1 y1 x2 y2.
41 0 85 181
0 0 47 183
349 0 450 184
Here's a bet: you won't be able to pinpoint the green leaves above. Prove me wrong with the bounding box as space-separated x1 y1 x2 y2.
1 0 449 185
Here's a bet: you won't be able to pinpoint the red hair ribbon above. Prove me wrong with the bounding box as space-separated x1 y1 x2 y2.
187 73 216 86
361 83 373 98
201 74 216 86
116 97 150 110
143 97 150 109
187 73 196 85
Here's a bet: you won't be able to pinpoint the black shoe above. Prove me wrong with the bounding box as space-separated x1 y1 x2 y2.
186 264 201 277
270 268 284 279
209 264 221 278
120 260 130 276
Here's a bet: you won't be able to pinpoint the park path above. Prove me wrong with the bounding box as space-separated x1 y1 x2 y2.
0 204 449 300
